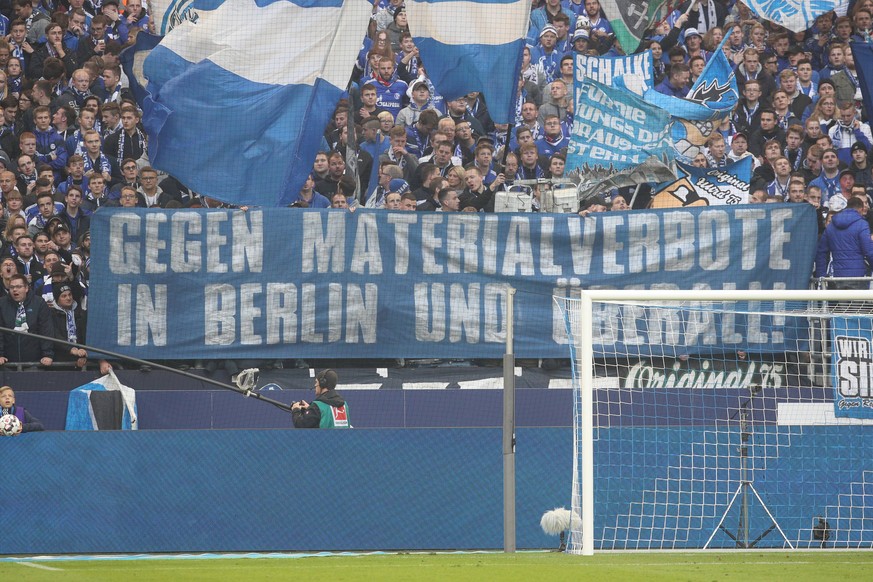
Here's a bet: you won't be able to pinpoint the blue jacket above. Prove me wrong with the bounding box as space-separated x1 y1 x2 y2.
815 208 873 277
654 79 687 98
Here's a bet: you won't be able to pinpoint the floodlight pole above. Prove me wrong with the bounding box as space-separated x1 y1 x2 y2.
503 285 517 553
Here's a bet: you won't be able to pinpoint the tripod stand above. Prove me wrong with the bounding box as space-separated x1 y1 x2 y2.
704 396 795 549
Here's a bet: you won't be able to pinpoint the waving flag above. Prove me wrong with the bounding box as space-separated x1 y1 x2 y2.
142 0 371 207
575 51 654 96
599 0 671 54
149 0 234 35
744 0 836 33
852 42 873 126
406 0 531 124
119 31 162 107
567 77 675 199
652 158 752 208
644 32 738 162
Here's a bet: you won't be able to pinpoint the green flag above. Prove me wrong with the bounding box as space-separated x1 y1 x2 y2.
599 0 671 54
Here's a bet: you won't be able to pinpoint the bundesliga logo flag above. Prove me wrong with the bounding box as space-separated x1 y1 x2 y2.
141 0 372 207
744 0 836 33
406 0 531 124
567 77 675 199
651 158 752 208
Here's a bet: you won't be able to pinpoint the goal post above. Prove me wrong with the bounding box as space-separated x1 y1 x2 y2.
556 289 873 555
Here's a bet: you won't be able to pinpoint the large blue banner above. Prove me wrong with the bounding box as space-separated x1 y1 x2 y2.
88 206 818 359
568 77 675 197
831 316 873 419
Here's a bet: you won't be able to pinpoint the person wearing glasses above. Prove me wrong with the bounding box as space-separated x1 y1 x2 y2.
136 167 170 208
0 273 54 367
108 157 139 201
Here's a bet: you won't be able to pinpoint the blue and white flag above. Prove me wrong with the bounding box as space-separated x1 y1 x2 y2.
149 0 226 35
652 158 752 208
575 51 653 96
568 77 675 197
744 0 835 33
66 372 138 430
406 0 530 124
852 42 873 127
119 31 162 108
645 31 738 163
142 0 372 207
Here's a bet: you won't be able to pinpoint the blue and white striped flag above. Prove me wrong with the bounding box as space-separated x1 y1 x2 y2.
149 0 224 35
142 0 371 207
744 0 836 33
406 0 531 124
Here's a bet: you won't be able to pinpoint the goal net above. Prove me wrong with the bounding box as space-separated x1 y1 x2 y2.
556 290 873 554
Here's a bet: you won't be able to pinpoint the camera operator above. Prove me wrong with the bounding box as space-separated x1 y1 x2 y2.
291 369 350 429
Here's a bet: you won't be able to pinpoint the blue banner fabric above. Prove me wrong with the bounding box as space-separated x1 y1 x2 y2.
87 206 819 360
645 31 739 163
406 0 530 124
568 77 675 197
852 42 873 127
574 52 654 96
745 0 836 33
119 31 162 108
832 316 873 419
141 0 372 207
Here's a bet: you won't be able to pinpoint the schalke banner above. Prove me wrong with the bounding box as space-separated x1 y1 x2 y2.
88 206 818 360
831 316 873 419
575 51 653 95
567 77 675 197
652 158 752 208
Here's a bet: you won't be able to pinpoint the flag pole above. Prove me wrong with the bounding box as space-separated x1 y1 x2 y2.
683 0 699 16
346 82 362 205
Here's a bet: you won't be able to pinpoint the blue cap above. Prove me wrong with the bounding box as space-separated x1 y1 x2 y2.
389 179 410 194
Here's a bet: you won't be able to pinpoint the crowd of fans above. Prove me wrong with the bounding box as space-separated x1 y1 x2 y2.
301 1 873 224
0 0 866 367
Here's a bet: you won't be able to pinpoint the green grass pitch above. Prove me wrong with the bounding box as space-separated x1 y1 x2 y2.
2 551 872 581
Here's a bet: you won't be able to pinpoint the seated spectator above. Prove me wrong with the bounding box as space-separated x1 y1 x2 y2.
0 385 43 433
137 167 172 208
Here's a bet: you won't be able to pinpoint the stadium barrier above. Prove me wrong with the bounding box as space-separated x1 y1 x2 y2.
4 424 869 554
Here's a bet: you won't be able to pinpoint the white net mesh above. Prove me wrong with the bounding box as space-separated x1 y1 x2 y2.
557 294 873 552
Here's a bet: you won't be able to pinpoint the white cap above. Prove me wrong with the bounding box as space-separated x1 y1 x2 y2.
829 194 848 213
